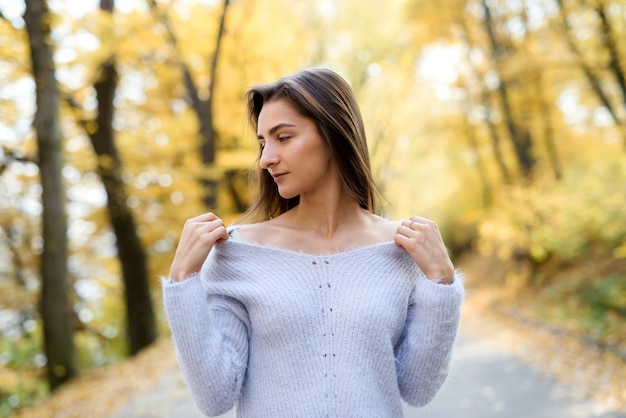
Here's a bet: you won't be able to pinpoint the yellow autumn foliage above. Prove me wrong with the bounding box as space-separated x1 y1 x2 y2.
2 0 626 414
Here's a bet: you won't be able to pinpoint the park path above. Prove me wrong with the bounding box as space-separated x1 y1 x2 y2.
110 327 617 418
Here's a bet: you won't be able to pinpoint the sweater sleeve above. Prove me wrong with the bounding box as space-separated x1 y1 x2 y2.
162 275 250 417
394 271 465 407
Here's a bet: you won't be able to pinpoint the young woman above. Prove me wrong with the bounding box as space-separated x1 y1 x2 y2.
163 68 465 417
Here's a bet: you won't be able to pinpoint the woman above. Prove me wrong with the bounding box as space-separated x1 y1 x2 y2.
164 68 464 417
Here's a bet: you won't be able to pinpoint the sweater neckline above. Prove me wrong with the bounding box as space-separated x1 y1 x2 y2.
220 236 400 260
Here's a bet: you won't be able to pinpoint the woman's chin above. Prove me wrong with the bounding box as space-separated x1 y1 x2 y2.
278 189 299 200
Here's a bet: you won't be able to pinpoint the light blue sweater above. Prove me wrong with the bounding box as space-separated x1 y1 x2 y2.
163 238 464 417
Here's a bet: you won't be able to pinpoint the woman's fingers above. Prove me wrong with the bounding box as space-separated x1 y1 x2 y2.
170 214 229 281
188 211 220 223
395 216 454 283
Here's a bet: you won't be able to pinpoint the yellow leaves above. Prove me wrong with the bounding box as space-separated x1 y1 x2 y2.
474 154 626 268
0 282 38 313
84 121 98 135
529 243 549 263
0 368 20 391
52 365 67 378
6 0 626 414
14 339 180 418
504 269 531 292
216 149 256 170
614 242 626 260
96 154 114 170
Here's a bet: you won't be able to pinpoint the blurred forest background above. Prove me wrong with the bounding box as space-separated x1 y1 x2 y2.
0 0 625 415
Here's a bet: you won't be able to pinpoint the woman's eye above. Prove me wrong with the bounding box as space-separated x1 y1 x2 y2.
278 136 290 142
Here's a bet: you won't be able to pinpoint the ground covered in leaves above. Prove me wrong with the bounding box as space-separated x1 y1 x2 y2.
459 252 626 415
12 338 181 418
12 253 626 418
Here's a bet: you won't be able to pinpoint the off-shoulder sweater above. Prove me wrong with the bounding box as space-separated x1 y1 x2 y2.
162 236 465 418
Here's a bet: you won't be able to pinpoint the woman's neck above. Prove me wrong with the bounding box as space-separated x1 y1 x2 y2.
289 195 364 239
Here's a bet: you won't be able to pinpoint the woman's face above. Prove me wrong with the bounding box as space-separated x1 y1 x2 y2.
257 99 336 200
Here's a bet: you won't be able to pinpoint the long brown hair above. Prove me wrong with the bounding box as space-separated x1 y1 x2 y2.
240 68 383 223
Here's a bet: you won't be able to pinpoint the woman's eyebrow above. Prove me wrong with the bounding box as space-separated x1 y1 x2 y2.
257 122 296 139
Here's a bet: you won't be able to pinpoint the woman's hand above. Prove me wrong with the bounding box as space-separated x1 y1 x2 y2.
169 212 229 282
395 215 455 284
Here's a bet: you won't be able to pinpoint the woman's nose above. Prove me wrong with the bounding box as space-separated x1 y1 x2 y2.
259 142 278 169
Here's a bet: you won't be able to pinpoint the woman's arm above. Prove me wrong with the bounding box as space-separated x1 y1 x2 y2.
394 273 464 407
163 275 249 416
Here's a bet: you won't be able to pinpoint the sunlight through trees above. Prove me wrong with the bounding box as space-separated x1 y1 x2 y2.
0 0 624 413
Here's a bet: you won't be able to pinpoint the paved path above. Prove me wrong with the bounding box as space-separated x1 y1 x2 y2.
111 331 619 418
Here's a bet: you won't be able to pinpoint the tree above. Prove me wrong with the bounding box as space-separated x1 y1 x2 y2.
149 0 231 209
593 0 626 110
480 0 536 178
86 0 157 355
555 0 626 146
23 0 77 391
457 18 512 184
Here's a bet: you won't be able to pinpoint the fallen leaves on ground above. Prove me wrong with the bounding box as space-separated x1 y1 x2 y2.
13 339 179 418
459 253 626 415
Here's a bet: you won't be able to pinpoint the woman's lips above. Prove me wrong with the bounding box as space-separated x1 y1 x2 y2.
272 172 287 182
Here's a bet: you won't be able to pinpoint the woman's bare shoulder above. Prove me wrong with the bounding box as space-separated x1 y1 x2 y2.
231 218 292 245
232 212 400 249
366 214 400 242
231 222 266 243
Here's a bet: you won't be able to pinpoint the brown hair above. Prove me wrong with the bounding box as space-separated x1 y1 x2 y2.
240 68 383 222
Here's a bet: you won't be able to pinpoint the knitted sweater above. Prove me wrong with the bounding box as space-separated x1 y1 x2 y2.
163 237 465 418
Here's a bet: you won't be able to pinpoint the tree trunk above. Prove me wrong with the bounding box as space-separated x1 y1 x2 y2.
481 0 536 178
23 0 77 391
593 0 626 111
483 92 512 183
90 0 157 355
200 0 230 208
461 103 494 208
149 0 231 209
224 169 249 213
555 0 626 147
458 21 511 183
535 73 562 180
